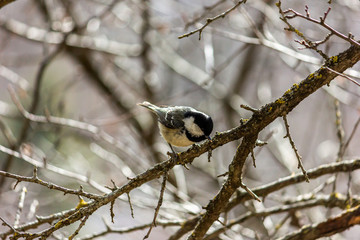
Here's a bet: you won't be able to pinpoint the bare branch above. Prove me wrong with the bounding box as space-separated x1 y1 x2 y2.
0 216 18 234
1 2 360 239
0 144 109 194
178 0 247 40
326 66 360 87
14 186 27 228
0 0 16 9
79 219 182 240
183 0 226 29
0 46 63 190
283 115 309 182
0 18 141 56
277 1 360 49
68 215 90 240
278 205 360 240
205 194 357 240
127 192 135 218
171 159 360 239
144 172 168 239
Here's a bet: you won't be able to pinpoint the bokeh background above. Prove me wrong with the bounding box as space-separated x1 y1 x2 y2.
0 0 360 239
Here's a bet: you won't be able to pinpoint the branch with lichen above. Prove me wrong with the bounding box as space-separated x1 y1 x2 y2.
170 158 360 239
204 193 360 240
1 30 360 240
0 0 16 9
1 41 359 238
278 204 360 240
186 41 360 240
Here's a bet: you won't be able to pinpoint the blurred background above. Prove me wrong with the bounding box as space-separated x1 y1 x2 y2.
0 0 360 239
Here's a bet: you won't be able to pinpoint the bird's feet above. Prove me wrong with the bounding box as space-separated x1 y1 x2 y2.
167 151 179 159
167 151 189 170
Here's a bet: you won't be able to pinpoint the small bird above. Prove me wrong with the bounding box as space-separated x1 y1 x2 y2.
138 101 213 155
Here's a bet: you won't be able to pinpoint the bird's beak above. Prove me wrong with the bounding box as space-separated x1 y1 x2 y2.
206 135 211 141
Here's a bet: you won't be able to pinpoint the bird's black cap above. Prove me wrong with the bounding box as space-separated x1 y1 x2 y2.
184 111 213 142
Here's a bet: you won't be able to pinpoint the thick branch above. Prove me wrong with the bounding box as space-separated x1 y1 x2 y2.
185 44 360 239
169 159 360 239
2 43 360 238
278 205 360 240
188 134 258 239
0 0 15 9
227 158 360 210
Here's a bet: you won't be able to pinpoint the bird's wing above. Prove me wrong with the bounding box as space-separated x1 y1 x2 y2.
158 106 193 129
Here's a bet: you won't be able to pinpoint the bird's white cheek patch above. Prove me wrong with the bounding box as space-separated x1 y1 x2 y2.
183 117 204 137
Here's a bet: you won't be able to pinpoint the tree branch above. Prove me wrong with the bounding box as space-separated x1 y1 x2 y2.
178 0 247 40
277 205 360 240
0 0 16 9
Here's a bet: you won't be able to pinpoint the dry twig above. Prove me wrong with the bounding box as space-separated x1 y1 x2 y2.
178 0 247 40
144 172 168 239
278 205 360 240
282 115 309 182
278 2 359 47
14 186 27 228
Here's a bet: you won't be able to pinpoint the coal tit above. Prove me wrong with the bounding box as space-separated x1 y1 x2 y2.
138 101 213 153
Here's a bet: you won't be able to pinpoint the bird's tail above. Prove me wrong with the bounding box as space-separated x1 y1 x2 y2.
137 101 160 113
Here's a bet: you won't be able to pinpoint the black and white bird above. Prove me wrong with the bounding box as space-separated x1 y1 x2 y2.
138 101 213 154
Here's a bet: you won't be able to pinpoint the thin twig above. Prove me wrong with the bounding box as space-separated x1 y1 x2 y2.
68 215 90 240
0 46 63 190
27 199 39 220
1 42 360 239
217 172 228 178
184 0 226 29
110 200 115 223
205 194 360 240
283 115 309 182
0 143 108 195
343 116 360 155
240 104 259 113
144 172 168 239
280 3 360 47
239 182 261 202
127 192 135 218
0 17 141 56
347 173 353 206
169 159 360 240
207 147 213 162
0 216 17 233
8 85 140 164
14 186 27 228
178 0 247 40
250 148 256 168
0 119 17 147
0 208 78 238
334 99 345 161
79 219 182 240
276 1 329 59
270 214 291 238
0 168 101 200
326 66 360 87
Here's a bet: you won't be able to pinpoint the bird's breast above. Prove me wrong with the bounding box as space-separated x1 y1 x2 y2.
158 123 194 147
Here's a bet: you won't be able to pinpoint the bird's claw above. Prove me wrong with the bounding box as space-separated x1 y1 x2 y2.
167 151 189 170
